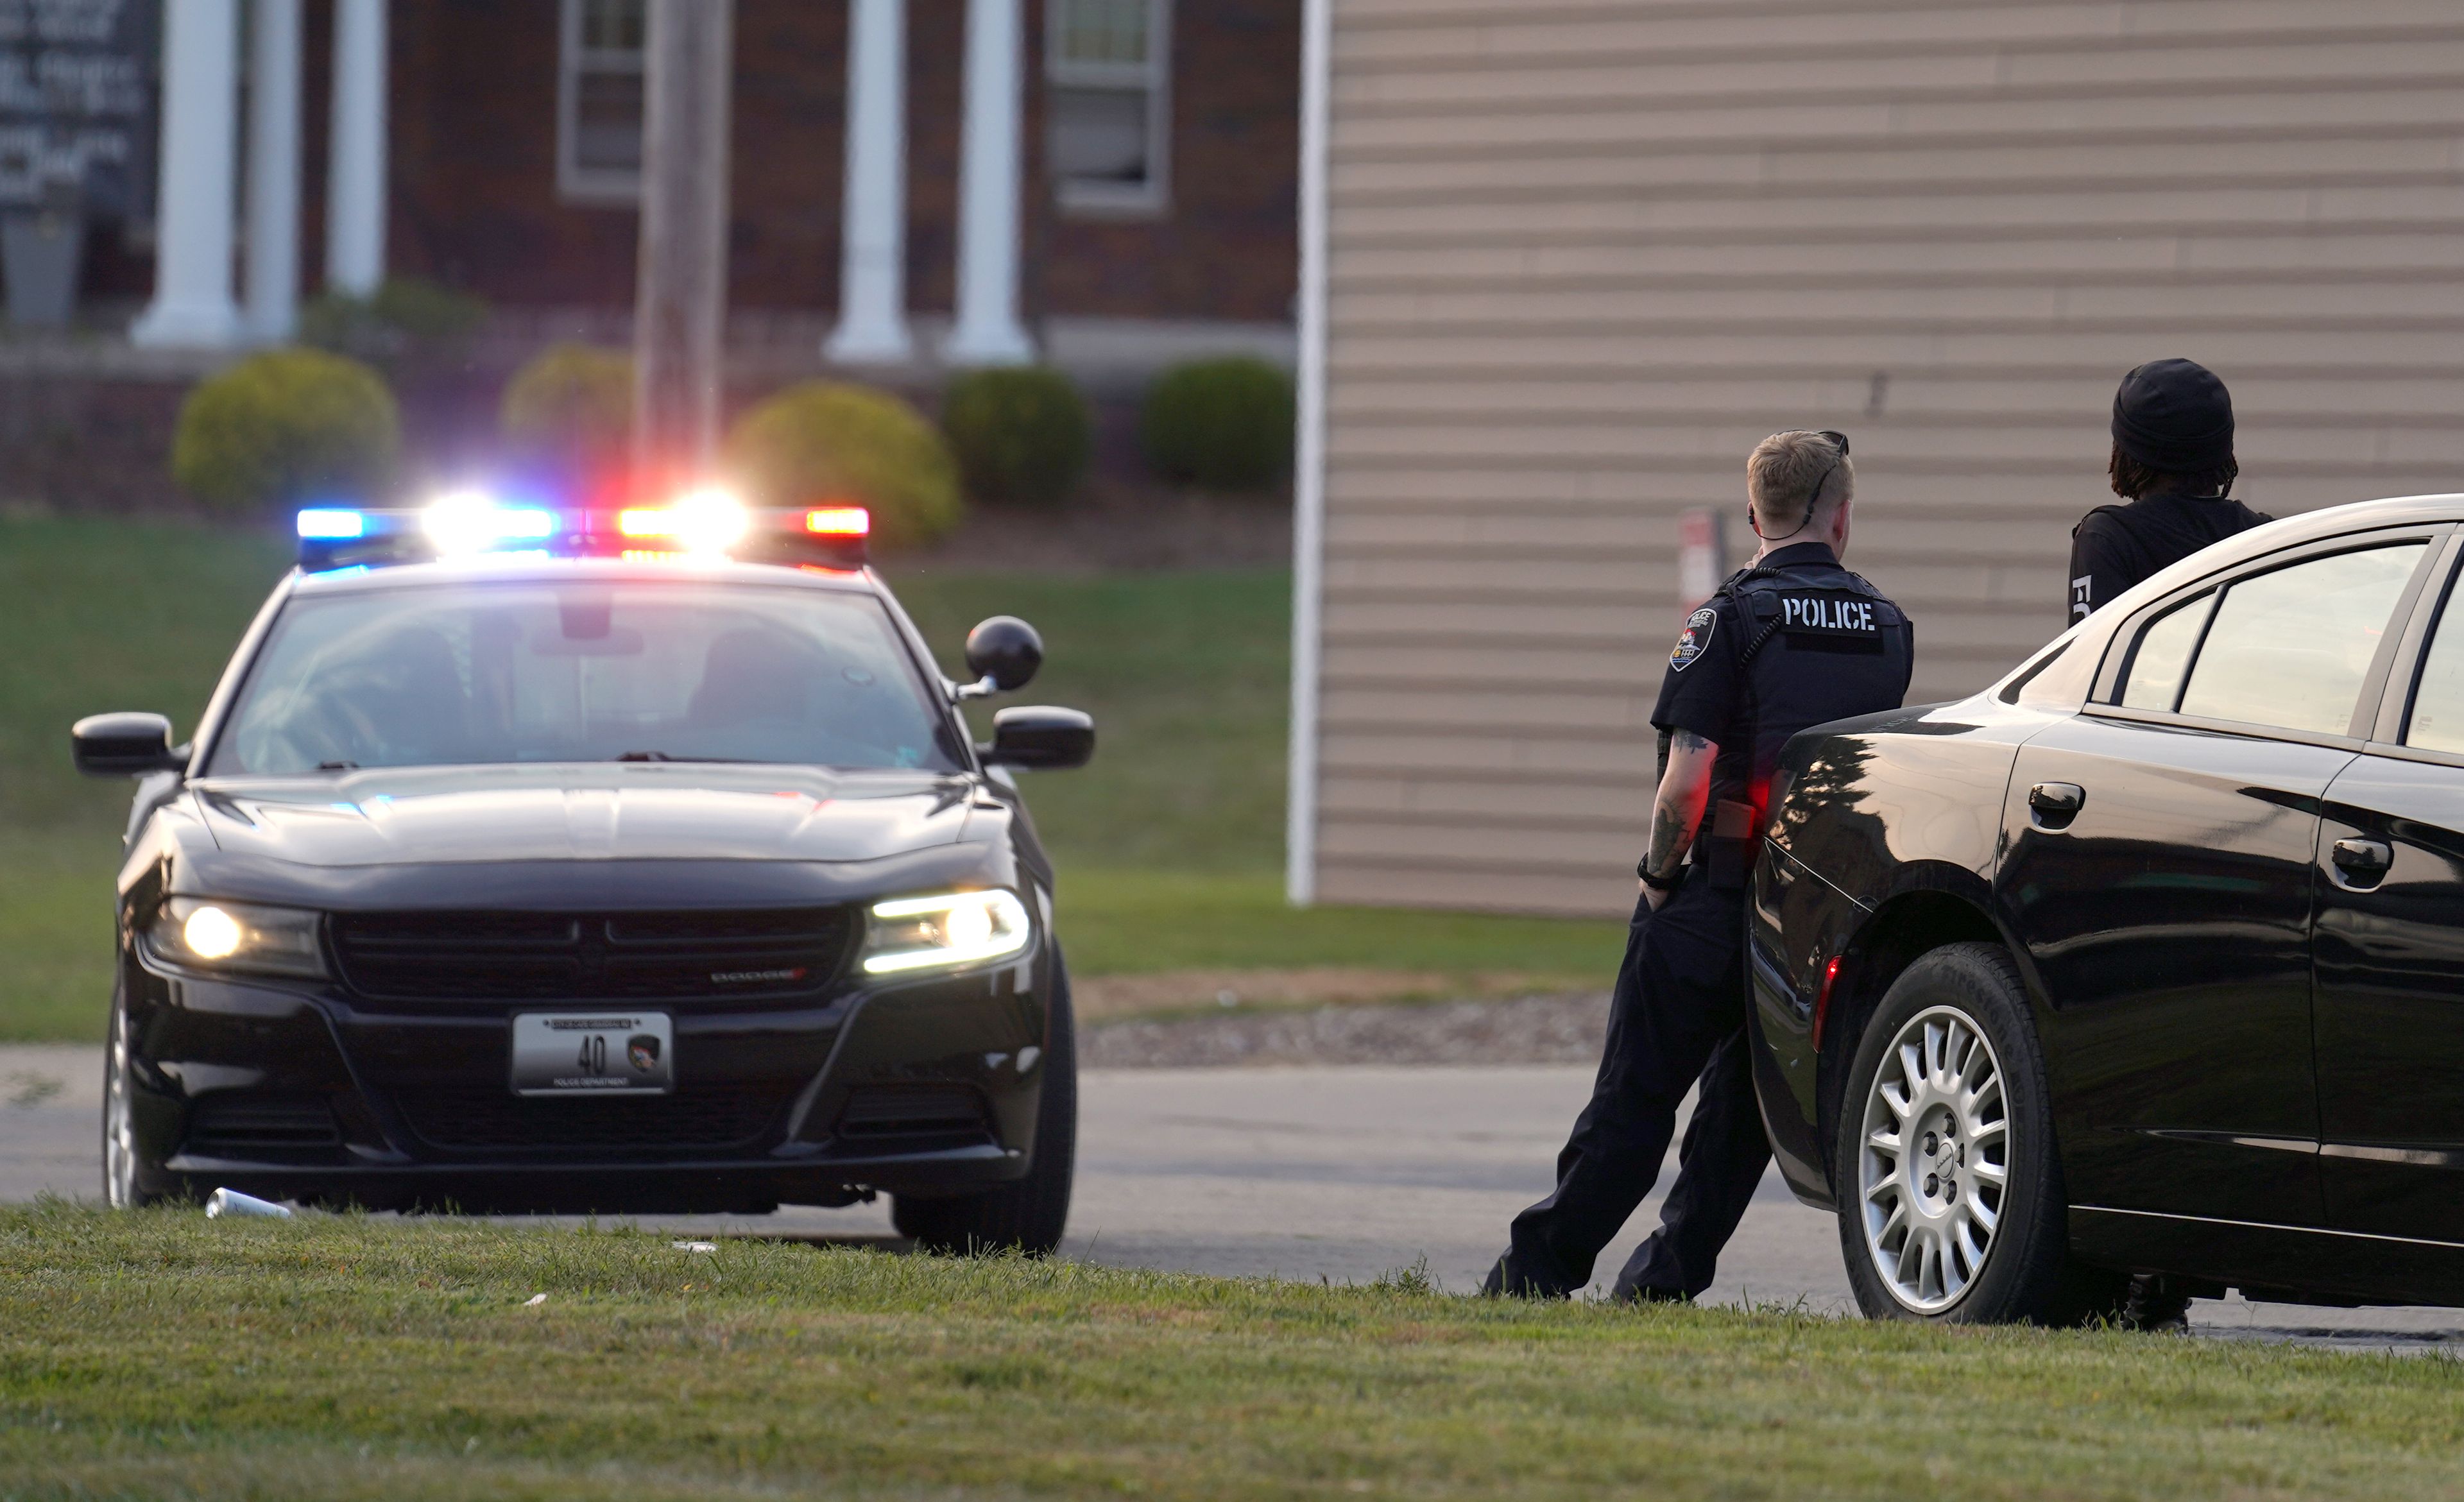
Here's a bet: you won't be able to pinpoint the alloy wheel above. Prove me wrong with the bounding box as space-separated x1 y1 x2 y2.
1857 1003 2010 1313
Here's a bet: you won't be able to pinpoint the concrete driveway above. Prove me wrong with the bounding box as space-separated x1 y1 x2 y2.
6 1045 2456 1349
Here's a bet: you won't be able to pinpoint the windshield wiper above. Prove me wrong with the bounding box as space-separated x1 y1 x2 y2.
613 751 752 764
316 760 359 772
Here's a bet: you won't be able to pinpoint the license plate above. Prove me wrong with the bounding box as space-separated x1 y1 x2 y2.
510 1012 674 1097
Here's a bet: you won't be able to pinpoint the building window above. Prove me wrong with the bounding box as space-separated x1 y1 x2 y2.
558 0 646 202
1047 0 1170 216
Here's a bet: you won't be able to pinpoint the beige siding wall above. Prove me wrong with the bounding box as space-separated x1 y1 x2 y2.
1306 0 2464 915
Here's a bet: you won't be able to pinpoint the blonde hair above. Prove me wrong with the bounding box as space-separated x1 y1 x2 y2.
1749 431 1853 536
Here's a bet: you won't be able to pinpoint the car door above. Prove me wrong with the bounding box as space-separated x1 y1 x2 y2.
1998 533 2441 1226
2313 534 2464 1240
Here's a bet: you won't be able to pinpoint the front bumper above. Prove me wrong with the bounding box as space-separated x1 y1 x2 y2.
123 953 1056 1213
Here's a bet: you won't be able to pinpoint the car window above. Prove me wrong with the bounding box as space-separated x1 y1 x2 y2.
207 581 965 775
2404 576 2464 753
2174 543 2424 737
2117 593 2214 712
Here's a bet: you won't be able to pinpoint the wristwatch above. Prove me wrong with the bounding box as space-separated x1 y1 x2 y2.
1637 860 1682 892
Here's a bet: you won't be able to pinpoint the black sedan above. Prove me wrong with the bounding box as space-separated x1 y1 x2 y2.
1751 493 2464 1321
73 498 1092 1253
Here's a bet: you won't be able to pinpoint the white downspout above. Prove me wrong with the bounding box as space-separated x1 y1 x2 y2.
1284 0 1333 907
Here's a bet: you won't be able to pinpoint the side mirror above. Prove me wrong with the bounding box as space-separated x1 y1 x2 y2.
982 706 1094 771
73 713 187 778
963 616 1043 694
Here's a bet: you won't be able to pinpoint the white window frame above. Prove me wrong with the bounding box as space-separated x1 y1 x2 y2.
556 0 646 204
1046 0 1172 218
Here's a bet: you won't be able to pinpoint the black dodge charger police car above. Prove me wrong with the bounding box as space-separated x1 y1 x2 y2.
73 492 1091 1253
1752 493 2464 1322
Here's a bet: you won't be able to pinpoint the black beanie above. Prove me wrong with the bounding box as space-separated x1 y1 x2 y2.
2112 358 2235 473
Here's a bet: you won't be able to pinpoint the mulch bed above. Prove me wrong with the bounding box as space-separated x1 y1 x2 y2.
1082 992 1611 1070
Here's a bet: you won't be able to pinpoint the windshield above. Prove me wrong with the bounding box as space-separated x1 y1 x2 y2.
207 579 963 775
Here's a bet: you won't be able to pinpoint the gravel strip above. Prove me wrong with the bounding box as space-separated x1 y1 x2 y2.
1083 991 1611 1069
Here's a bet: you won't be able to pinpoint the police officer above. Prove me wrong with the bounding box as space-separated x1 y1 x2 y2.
2068 358 2270 623
1484 429 1914 1302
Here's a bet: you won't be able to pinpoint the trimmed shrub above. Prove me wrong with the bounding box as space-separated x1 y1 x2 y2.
941 366 1093 508
298 276 490 379
724 382 963 549
171 348 400 515
501 343 635 478
1138 356 1296 492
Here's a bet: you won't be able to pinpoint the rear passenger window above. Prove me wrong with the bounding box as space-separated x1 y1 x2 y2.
2175 544 2424 736
2404 579 2464 753
2118 593 2214 712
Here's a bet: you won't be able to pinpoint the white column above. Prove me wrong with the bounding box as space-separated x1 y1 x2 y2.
326 0 388 296
943 0 1032 365
131 0 243 348
826 0 912 363
244 0 303 341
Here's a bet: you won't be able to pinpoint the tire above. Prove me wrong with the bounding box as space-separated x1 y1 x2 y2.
893 955 1077 1256
102 990 164 1209
1833 942 2124 1325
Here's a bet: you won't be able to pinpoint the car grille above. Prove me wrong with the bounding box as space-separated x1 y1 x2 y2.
835 1085 993 1143
331 907 856 1003
184 1095 342 1156
396 1085 790 1151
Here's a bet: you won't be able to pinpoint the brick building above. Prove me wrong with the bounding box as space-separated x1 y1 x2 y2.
126 0 1301 380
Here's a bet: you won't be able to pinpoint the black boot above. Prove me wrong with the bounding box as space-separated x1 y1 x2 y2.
2119 1274 2193 1333
1481 1252 1571 1299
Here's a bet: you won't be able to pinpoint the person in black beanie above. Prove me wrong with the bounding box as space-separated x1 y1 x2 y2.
2069 358 2270 622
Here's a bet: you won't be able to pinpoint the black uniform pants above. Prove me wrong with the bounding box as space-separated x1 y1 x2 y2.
1486 875 1772 1300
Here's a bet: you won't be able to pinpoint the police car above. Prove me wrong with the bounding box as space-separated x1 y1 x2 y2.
1752 493 2464 1320
73 490 1091 1252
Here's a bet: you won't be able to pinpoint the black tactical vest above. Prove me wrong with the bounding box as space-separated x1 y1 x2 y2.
1694 554 1915 881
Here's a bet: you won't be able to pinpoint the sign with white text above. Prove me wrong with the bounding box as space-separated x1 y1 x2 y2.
0 0 156 217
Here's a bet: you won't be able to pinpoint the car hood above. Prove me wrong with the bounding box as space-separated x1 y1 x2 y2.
186 764 977 867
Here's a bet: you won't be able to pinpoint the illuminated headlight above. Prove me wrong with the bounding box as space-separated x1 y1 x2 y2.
149 898 327 978
860 890 1032 976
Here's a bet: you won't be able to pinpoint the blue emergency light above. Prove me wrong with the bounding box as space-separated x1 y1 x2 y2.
294 492 869 574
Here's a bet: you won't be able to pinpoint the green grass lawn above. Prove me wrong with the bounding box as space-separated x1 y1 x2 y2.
0 517 1623 1041
6 1208 2463 1501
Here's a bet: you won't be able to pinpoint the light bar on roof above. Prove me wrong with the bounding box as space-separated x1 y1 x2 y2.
291 497 869 574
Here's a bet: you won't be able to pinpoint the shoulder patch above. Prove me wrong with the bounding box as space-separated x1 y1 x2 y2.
1670 606 1717 672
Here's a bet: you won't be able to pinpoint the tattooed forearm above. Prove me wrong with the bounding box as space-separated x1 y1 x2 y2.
1645 730 1717 880
1645 802 1692 880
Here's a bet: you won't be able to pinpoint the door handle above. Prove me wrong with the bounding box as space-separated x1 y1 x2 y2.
2028 782 2085 828
2331 837 2393 883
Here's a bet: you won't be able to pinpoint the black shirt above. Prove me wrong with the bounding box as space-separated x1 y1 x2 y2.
2069 491 2271 624
1651 542 1915 819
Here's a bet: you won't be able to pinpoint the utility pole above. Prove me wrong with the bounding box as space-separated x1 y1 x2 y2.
634 0 735 475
